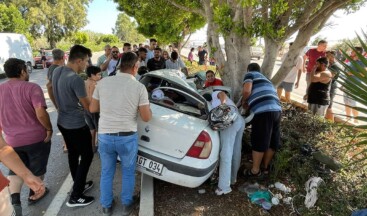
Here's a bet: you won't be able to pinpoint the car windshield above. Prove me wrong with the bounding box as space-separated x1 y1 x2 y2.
140 75 207 118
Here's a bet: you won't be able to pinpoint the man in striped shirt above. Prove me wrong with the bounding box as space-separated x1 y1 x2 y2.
242 63 282 178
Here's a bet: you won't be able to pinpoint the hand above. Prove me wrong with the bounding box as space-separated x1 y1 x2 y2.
23 174 45 200
295 82 299 89
44 130 53 143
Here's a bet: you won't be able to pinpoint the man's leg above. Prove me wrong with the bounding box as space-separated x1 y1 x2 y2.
72 126 93 197
231 117 245 184
284 91 291 103
251 151 264 174
218 126 236 192
352 108 359 123
58 125 79 181
0 187 15 216
304 73 311 99
118 133 138 206
276 87 283 100
263 111 281 170
98 134 117 208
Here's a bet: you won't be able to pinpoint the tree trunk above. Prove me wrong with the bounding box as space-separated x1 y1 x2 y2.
262 38 282 79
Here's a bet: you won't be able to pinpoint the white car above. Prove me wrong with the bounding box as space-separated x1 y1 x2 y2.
137 69 234 188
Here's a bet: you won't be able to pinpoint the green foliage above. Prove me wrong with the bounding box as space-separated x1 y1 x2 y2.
272 104 367 215
114 13 145 43
0 3 28 33
337 32 367 165
4 0 90 48
72 31 89 45
97 34 119 44
114 0 205 47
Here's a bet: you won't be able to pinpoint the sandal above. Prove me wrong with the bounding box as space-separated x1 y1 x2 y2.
28 187 49 205
243 169 262 178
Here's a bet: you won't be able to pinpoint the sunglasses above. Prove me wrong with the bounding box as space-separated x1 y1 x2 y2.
112 51 119 54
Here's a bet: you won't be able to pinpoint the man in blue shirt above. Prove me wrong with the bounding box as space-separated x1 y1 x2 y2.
242 63 282 178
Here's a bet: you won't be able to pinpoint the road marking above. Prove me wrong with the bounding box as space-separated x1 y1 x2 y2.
139 174 154 216
44 173 73 216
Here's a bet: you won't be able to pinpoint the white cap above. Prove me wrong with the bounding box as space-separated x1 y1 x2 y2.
152 89 164 100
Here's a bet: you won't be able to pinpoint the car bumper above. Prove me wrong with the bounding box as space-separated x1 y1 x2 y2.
137 150 218 188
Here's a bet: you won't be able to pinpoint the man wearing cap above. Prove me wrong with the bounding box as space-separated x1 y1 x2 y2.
203 91 245 196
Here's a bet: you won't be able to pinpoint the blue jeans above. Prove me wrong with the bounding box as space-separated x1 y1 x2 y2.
218 114 245 192
98 133 138 208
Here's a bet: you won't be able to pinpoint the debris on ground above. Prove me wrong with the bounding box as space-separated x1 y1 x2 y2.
304 177 324 208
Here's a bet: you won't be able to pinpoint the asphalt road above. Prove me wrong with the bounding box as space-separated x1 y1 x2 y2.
0 52 361 216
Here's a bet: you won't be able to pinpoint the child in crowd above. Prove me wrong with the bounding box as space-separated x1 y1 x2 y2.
85 66 102 152
188 48 194 65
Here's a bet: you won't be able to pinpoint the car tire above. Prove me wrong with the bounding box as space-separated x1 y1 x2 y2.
27 62 33 74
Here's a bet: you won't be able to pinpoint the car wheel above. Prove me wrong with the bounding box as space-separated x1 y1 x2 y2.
27 62 33 74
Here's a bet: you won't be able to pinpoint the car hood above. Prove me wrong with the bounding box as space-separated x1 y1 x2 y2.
138 103 210 159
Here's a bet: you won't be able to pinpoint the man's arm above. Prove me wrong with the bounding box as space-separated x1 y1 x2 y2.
217 92 228 104
311 71 332 83
89 98 100 113
139 104 152 122
0 130 45 200
100 55 112 71
46 80 57 109
79 97 90 112
35 107 53 143
303 54 308 72
295 68 302 88
242 82 253 109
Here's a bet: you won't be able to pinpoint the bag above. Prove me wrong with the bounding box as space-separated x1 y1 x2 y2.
109 57 121 76
209 104 238 130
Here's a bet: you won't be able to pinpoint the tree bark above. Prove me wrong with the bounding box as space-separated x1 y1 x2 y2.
262 38 282 79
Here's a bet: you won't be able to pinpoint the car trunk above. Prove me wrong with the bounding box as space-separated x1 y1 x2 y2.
138 104 209 159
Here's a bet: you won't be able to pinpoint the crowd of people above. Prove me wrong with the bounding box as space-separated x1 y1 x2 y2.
0 37 365 216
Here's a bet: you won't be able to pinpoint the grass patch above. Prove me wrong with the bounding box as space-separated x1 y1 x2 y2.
270 104 367 215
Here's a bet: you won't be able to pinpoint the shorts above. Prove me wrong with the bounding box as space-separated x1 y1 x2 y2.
343 93 357 107
308 103 328 116
198 60 205 65
85 111 99 130
9 141 51 176
278 81 294 92
251 111 281 152
41 56 47 61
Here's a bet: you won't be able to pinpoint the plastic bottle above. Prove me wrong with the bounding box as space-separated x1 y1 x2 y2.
274 182 291 193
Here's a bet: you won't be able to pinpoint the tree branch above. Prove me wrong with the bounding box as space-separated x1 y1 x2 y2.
165 0 204 15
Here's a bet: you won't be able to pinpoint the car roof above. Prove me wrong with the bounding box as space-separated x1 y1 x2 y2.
146 69 193 89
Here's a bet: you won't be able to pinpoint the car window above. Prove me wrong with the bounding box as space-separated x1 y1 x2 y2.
140 76 207 118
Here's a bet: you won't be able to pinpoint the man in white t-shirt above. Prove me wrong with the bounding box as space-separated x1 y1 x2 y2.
277 42 303 102
202 91 245 196
100 46 120 76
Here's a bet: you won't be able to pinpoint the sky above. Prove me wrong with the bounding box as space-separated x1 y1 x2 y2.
83 0 367 45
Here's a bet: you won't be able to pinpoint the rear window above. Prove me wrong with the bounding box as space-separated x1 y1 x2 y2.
140 76 207 118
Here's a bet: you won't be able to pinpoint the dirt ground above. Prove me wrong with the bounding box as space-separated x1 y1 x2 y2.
153 154 293 216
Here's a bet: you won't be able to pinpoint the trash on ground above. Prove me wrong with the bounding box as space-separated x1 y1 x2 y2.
239 182 259 195
198 189 206 194
248 190 272 210
352 209 367 216
271 197 280 205
304 177 324 208
283 197 292 205
274 182 291 193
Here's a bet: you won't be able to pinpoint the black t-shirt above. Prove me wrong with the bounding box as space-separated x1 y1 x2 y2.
147 58 166 71
198 50 207 62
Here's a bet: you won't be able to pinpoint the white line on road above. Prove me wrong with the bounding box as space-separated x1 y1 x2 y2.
43 173 73 216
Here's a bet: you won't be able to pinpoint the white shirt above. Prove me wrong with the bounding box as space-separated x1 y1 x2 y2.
104 58 119 75
281 53 304 83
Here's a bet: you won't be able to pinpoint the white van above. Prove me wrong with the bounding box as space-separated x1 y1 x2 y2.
0 33 34 74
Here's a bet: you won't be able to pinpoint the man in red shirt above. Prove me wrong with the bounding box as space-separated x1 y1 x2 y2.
303 40 327 99
204 70 224 87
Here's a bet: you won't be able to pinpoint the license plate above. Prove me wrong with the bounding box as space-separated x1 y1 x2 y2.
137 155 163 175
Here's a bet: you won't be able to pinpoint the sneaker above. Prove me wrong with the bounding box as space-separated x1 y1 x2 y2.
66 195 94 207
122 196 139 216
102 199 115 216
83 181 94 194
13 204 22 216
215 187 232 196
